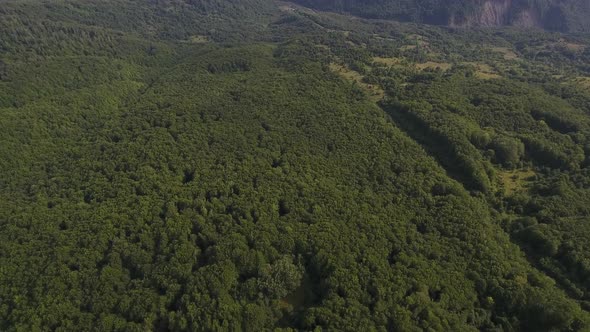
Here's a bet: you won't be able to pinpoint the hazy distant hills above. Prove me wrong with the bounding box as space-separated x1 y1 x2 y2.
290 0 590 32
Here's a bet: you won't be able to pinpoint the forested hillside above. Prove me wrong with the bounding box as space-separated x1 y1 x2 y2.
1 0 590 331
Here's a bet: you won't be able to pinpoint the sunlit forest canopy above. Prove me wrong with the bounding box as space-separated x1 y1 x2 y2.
1 0 590 330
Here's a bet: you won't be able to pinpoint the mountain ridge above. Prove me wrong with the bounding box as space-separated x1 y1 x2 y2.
289 0 590 32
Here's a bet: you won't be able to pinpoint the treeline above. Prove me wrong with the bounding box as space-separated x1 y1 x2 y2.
0 0 276 51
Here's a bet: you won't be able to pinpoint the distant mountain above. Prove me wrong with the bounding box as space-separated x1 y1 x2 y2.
290 0 590 32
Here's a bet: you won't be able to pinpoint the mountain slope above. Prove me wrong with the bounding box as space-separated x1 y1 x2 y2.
1 0 590 330
290 0 590 32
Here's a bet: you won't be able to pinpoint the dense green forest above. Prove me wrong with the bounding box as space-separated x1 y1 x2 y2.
1 0 590 330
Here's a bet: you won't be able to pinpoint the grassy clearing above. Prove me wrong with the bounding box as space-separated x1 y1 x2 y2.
372 34 397 42
329 63 364 82
185 35 209 43
373 57 401 66
400 34 430 52
400 45 417 51
564 42 585 52
406 34 429 45
557 38 586 52
465 62 502 79
491 47 519 60
557 76 590 92
499 168 536 195
574 77 590 90
415 61 451 71
329 63 384 102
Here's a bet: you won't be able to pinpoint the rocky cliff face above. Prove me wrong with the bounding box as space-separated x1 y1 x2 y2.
291 0 586 32
513 9 540 28
477 0 512 26
450 0 540 28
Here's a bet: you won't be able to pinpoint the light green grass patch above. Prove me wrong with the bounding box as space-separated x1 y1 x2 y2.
329 63 384 102
499 168 536 195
